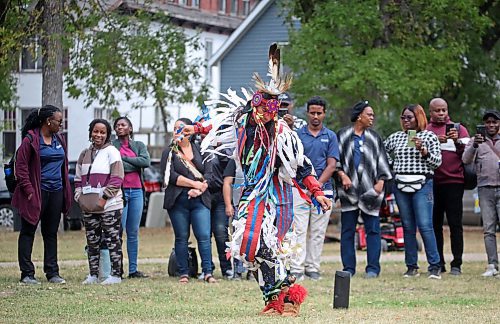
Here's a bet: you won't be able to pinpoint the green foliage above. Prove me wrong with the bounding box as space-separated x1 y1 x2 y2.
0 227 498 323
64 3 208 130
284 0 496 135
0 1 40 110
0 1 207 131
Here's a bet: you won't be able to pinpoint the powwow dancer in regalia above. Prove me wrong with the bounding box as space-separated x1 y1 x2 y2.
183 44 332 316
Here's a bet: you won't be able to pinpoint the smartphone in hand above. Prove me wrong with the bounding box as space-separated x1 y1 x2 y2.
278 108 288 118
476 125 486 138
445 123 460 137
407 129 416 147
445 123 454 135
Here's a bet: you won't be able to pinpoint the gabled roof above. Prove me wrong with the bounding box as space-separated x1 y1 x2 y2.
208 0 274 66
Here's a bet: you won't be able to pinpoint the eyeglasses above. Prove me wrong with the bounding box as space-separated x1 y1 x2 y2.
400 115 414 121
51 119 63 125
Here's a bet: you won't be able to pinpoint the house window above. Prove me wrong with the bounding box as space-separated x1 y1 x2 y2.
2 107 68 159
219 0 226 13
20 38 43 72
192 0 199 8
94 107 113 120
205 39 213 82
2 109 17 159
178 0 187 6
277 42 291 74
242 0 250 15
21 107 68 135
231 0 238 15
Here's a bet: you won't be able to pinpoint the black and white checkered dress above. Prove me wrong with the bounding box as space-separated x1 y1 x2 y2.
384 130 442 175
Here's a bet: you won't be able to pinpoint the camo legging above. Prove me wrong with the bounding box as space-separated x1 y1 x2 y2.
83 210 123 277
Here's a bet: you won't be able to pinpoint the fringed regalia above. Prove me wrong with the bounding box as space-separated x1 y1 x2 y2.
200 44 324 316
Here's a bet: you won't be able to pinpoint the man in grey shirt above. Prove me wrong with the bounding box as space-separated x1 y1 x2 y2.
462 110 500 277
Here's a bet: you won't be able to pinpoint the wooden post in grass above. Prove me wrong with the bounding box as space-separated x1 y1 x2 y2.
333 270 351 309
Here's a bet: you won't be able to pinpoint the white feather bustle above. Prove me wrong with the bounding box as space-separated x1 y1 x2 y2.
200 90 308 274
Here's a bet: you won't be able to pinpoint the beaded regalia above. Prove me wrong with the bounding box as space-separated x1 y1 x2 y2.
199 44 325 316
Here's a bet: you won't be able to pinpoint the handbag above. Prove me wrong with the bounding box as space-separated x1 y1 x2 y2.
463 163 477 190
167 246 199 278
395 174 426 193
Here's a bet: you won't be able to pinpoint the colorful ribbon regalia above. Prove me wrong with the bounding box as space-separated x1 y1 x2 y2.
199 44 323 316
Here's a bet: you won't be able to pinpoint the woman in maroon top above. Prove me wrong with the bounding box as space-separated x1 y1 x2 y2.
12 105 72 284
112 117 151 278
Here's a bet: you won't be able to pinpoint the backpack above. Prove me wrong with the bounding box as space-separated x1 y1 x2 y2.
167 246 199 278
3 134 33 193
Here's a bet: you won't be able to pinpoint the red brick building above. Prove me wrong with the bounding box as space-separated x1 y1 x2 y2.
162 0 259 17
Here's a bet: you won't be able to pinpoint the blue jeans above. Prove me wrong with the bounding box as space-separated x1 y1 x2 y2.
341 209 381 275
168 192 212 276
393 179 441 271
121 188 144 274
211 195 232 275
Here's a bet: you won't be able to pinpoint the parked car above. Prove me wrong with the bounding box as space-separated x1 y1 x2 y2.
0 168 17 230
0 188 16 229
66 159 163 229
462 189 481 226
66 161 83 230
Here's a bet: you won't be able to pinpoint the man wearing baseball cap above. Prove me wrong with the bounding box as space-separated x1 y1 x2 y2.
462 110 500 277
279 92 307 131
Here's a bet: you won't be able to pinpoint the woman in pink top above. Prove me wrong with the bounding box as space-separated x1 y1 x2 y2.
113 117 151 278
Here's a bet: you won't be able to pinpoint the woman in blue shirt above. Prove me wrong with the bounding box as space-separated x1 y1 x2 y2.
13 105 72 285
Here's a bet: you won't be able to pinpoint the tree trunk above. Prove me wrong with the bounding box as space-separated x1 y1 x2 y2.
158 100 172 145
41 0 63 108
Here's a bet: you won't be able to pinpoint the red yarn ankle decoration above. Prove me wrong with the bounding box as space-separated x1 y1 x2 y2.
287 284 308 305
261 291 286 314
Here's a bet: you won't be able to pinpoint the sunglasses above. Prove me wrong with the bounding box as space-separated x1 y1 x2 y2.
400 115 414 121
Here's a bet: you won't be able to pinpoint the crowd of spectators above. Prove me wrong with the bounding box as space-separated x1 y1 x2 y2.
12 99 500 285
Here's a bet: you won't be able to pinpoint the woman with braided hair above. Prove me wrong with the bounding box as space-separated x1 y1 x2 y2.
13 105 72 284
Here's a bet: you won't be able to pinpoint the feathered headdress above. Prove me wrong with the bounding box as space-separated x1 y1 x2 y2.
253 43 293 96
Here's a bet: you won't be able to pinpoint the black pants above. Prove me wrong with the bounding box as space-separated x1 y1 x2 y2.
210 195 232 274
18 190 63 280
433 183 464 269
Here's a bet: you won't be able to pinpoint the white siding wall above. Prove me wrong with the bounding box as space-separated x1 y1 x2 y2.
11 29 227 161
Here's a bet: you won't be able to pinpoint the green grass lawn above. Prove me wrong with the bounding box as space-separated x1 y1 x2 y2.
0 228 498 323
0 262 498 323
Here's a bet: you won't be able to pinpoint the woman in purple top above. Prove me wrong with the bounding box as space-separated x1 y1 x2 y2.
12 105 72 285
112 117 151 278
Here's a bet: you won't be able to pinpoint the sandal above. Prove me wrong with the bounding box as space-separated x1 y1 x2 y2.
179 275 189 284
204 274 217 283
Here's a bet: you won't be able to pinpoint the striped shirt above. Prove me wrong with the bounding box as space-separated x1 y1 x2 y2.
75 143 124 212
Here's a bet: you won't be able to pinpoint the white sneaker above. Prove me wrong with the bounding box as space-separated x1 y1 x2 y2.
481 264 499 277
100 276 122 285
82 275 98 285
